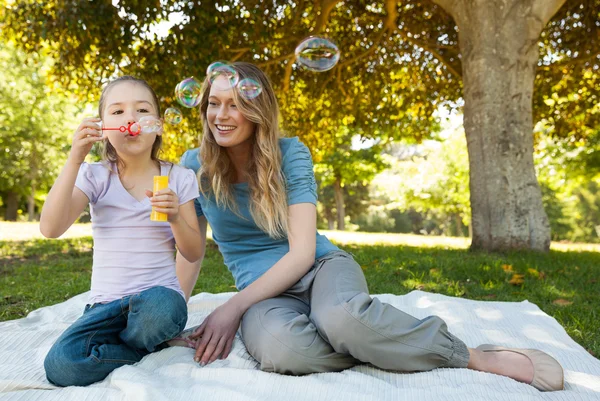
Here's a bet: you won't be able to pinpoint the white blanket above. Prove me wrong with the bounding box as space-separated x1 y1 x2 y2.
1 291 599 401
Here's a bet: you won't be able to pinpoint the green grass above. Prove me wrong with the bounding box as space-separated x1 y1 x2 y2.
1 236 599 358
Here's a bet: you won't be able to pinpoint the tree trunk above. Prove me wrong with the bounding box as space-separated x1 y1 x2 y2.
28 182 36 222
333 175 345 230
455 213 464 237
5 191 19 221
323 205 335 230
434 0 566 251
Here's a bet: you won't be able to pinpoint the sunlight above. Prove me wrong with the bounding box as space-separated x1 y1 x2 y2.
474 308 504 321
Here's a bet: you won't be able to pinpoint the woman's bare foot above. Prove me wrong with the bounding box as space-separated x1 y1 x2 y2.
467 347 534 384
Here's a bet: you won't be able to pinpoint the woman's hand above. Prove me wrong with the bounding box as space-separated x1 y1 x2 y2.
69 117 104 165
190 302 244 365
145 188 181 223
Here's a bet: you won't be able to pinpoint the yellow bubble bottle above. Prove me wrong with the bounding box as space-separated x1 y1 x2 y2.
150 176 169 222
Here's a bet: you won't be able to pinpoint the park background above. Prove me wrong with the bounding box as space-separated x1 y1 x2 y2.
0 0 599 358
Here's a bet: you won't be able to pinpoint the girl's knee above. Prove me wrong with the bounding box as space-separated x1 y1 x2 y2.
44 347 95 387
122 294 187 351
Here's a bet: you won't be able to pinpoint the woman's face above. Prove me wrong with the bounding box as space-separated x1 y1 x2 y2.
101 81 161 158
206 75 256 149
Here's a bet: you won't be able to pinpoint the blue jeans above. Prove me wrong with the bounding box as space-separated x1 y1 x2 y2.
44 286 187 387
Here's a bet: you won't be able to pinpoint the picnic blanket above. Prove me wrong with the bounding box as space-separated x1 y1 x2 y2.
1 291 599 401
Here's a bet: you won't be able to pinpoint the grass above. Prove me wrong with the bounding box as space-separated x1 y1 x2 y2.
1 232 599 358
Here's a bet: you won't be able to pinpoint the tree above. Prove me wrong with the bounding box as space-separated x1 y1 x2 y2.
0 42 79 220
314 130 388 230
370 128 471 236
2 0 598 250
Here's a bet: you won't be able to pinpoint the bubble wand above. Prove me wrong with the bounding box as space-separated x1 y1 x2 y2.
101 122 142 136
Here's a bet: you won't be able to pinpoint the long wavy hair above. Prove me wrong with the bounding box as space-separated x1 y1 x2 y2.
198 62 288 239
98 76 163 176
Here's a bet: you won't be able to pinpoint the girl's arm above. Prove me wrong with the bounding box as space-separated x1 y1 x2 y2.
40 118 103 238
148 190 205 263
175 215 208 301
191 202 317 365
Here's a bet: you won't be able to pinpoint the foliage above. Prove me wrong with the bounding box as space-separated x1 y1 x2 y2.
0 42 81 218
1 0 597 146
365 125 470 235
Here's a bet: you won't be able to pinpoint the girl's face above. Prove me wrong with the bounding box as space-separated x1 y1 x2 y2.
101 81 161 158
206 76 256 150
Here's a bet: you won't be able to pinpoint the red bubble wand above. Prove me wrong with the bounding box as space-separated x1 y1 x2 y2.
101 122 141 136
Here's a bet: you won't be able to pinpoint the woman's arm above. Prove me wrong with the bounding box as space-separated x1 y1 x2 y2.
176 215 208 301
229 202 317 311
191 202 317 365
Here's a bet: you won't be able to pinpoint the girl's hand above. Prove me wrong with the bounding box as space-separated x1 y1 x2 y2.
145 188 181 223
189 302 244 366
69 117 103 165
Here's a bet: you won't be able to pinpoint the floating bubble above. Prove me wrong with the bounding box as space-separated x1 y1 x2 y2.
294 36 340 72
164 107 183 125
207 61 239 89
237 78 262 100
139 116 163 134
175 77 202 108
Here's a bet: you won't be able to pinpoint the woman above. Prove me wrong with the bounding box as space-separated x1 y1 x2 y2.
177 62 563 391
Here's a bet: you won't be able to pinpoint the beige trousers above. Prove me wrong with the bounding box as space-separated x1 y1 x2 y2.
240 250 470 375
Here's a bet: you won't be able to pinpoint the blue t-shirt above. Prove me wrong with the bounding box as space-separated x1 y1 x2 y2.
180 136 339 290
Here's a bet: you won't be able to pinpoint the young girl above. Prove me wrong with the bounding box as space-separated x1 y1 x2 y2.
177 62 563 391
40 76 203 387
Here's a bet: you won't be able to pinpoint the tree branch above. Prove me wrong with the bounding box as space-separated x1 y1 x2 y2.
395 28 462 79
532 0 568 26
283 57 294 92
314 0 342 34
540 51 600 71
430 0 459 21
258 52 295 67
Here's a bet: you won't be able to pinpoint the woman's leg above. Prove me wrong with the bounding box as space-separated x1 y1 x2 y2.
309 251 536 383
310 251 470 372
120 286 188 352
241 293 358 375
44 301 144 387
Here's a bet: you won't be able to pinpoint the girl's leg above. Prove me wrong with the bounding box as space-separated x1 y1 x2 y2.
241 294 357 375
309 251 537 383
44 301 144 387
120 286 187 352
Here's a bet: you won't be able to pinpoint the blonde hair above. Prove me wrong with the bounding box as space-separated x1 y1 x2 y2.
98 76 163 176
198 62 288 239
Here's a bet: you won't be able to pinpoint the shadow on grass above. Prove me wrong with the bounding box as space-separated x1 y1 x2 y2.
1 237 598 357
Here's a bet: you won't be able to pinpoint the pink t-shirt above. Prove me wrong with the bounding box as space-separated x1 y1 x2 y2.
75 161 199 304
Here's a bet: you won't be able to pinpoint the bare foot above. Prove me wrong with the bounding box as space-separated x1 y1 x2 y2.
166 325 201 349
468 348 534 384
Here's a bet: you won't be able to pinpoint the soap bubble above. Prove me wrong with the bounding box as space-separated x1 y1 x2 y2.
175 77 202 108
295 36 340 72
207 61 239 89
139 116 163 133
237 78 262 100
164 108 183 125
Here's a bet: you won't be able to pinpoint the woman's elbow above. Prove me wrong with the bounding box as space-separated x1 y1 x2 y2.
294 247 315 268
